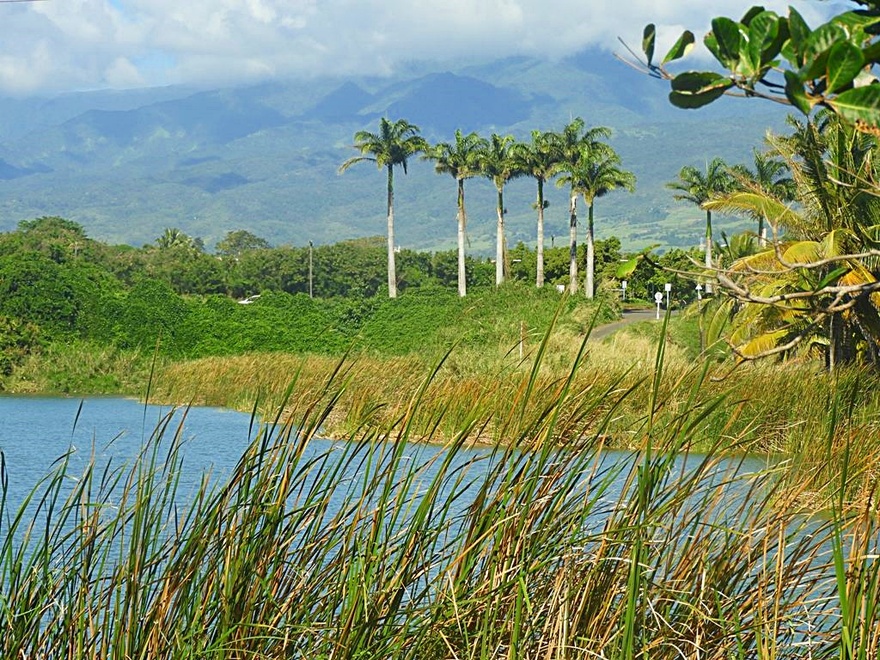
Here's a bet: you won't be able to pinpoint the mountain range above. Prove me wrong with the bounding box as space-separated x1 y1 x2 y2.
0 48 790 253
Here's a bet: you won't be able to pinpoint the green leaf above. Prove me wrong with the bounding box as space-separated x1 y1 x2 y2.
831 9 880 35
817 266 849 289
740 6 767 27
709 17 743 69
670 71 732 93
828 84 880 127
661 30 695 65
642 24 656 65
784 70 813 115
669 86 730 109
801 23 847 78
669 71 733 108
826 40 865 93
615 256 643 279
747 11 781 67
787 7 812 66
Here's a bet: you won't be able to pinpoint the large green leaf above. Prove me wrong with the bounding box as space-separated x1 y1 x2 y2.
740 6 768 27
642 24 656 65
661 30 695 65
747 11 782 68
670 71 732 93
784 70 813 115
831 9 880 35
826 41 865 93
801 23 847 79
828 84 880 127
708 17 743 69
787 7 812 66
669 71 733 108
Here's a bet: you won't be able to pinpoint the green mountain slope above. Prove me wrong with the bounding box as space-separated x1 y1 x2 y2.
0 48 787 252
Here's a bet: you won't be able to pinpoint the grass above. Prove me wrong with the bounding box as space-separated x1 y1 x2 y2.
1 317 878 658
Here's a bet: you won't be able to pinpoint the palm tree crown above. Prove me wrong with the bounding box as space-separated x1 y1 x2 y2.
339 118 427 298
667 157 734 293
730 149 796 244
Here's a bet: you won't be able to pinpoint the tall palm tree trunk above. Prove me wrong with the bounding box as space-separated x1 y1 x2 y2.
457 178 467 297
568 193 578 295
495 189 505 287
585 202 595 299
536 178 546 288
704 209 713 295
387 164 397 298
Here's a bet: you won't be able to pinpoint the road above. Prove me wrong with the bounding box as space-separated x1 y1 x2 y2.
587 308 663 342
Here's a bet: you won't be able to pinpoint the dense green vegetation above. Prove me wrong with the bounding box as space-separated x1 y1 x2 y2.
2 216 672 391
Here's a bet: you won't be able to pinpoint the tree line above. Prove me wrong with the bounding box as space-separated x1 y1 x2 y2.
339 117 635 299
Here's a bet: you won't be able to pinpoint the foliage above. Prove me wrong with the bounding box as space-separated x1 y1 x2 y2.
215 229 272 257
704 113 880 368
0 316 41 376
637 3 880 128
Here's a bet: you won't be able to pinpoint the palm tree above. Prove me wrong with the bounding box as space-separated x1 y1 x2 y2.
477 133 521 286
730 149 796 245
425 130 487 297
512 130 559 288
339 118 427 299
156 227 194 250
667 158 734 294
558 151 635 298
552 118 613 294
703 114 880 370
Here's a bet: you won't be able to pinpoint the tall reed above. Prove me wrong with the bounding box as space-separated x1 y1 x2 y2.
1 321 877 658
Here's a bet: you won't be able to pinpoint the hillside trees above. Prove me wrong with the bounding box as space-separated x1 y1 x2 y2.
339 118 428 299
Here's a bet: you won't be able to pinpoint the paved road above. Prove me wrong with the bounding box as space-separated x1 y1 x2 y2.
588 308 662 342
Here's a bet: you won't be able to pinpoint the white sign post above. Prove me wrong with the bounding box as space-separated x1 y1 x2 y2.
654 291 663 320
664 282 672 310
695 283 703 301
621 280 627 301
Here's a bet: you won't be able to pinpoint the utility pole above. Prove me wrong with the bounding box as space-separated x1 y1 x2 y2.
308 240 313 299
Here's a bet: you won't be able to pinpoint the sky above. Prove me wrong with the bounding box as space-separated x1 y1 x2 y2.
0 0 841 97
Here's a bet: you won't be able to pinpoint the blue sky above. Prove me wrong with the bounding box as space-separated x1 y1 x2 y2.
0 0 835 96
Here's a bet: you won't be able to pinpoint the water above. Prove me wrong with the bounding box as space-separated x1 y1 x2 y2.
0 396 256 494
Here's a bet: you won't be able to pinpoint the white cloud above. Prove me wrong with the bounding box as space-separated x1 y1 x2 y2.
0 0 837 95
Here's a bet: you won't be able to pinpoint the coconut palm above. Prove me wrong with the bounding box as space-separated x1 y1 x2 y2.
729 149 796 245
156 227 195 250
557 150 635 298
512 130 559 288
552 118 614 294
704 114 880 370
667 158 734 294
477 133 521 286
339 118 427 299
